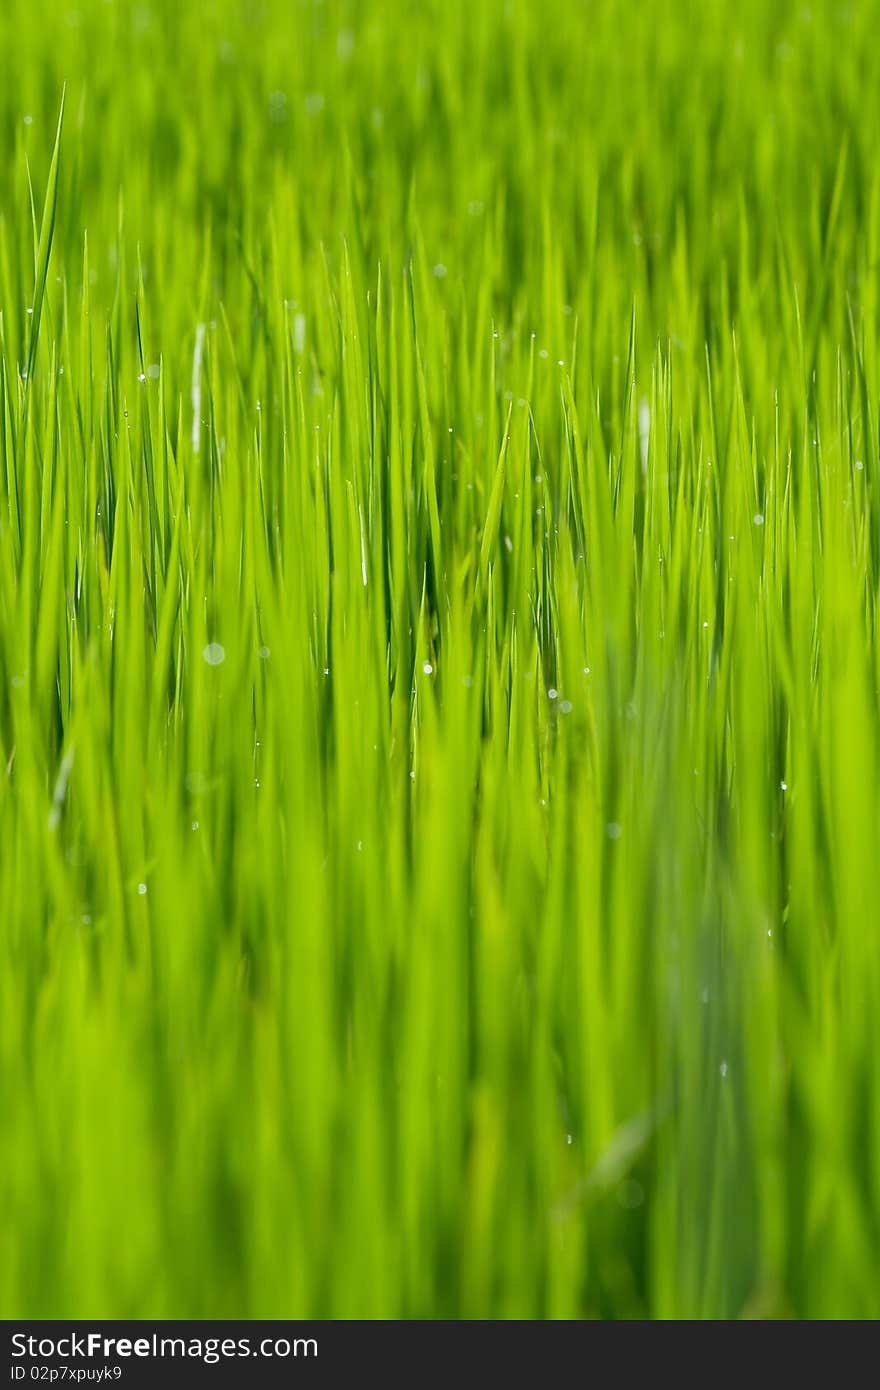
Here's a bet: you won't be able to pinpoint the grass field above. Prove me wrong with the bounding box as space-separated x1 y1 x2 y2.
2 0 880 1319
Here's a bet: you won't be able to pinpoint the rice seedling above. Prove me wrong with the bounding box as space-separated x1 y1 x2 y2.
1 0 880 1319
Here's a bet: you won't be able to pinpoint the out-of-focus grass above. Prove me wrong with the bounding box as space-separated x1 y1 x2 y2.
1 0 880 1318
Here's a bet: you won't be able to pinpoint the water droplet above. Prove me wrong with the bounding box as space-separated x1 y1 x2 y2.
753 513 764 526
258 646 271 659
606 821 623 840
268 90 288 121
422 662 433 674
547 687 558 700
432 263 447 278
719 1061 728 1077
202 642 225 666
559 700 573 714
137 883 148 896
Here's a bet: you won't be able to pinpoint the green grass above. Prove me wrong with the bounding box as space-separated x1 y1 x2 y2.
2 0 880 1319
